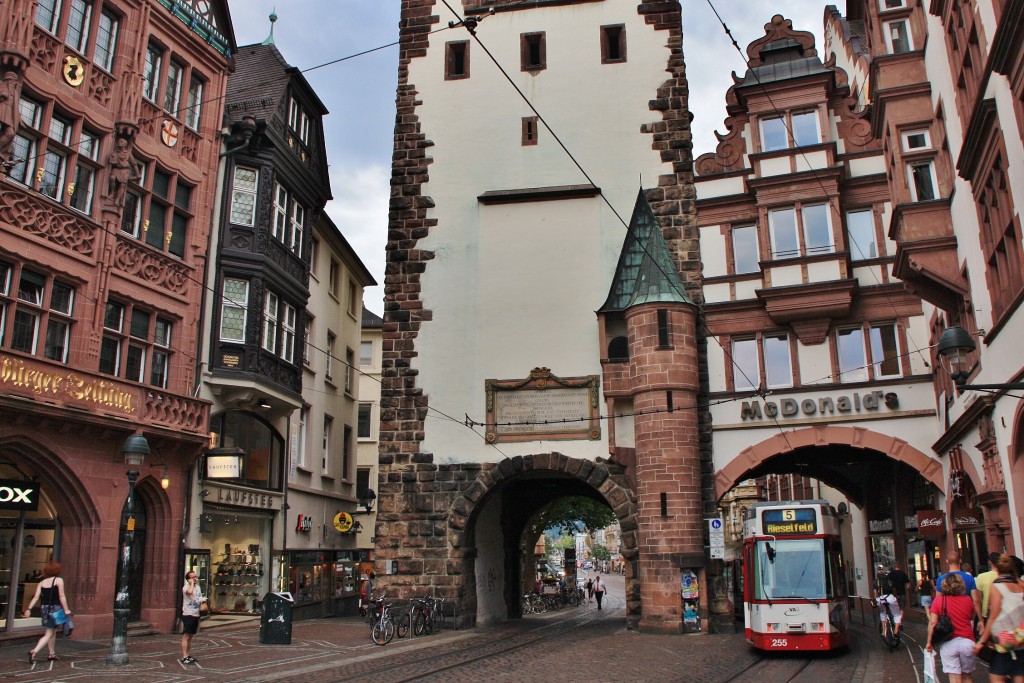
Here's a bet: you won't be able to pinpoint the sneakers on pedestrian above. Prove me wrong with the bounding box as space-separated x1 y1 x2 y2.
185 657 197 664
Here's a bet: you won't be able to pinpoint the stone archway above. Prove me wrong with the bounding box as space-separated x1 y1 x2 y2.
446 454 640 627
714 425 945 500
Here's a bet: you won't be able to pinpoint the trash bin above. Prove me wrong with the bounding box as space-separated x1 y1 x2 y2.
259 591 294 644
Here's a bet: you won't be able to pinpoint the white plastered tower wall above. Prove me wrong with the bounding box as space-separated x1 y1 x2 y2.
409 2 677 464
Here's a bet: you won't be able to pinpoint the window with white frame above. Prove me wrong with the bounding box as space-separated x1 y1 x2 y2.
360 340 373 367
220 278 249 341
262 291 279 354
791 111 820 147
733 227 757 274
345 347 355 394
65 0 91 54
34 0 61 33
230 166 258 226
281 303 297 363
184 74 203 130
763 334 793 388
836 326 869 382
163 60 184 116
869 323 902 378
322 415 332 473
901 129 930 151
2 266 76 363
846 209 878 260
731 337 759 391
303 317 312 366
143 43 162 102
884 19 913 53
14 96 100 215
802 204 833 255
94 9 118 71
908 161 938 201
358 402 373 439
768 207 800 259
271 183 306 255
272 183 287 242
99 300 172 386
288 97 310 146
325 332 335 380
290 202 304 256
879 0 906 9
760 116 787 152
297 406 308 468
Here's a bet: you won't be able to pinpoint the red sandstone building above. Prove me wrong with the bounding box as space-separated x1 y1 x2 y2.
0 0 235 638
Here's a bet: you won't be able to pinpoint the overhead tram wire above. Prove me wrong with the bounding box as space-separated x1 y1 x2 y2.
700 0 934 375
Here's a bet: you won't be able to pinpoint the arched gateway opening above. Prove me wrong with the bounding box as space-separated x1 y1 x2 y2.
447 454 638 627
713 426 951 618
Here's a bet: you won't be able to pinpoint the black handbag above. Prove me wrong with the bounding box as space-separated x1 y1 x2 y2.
932 596 955 643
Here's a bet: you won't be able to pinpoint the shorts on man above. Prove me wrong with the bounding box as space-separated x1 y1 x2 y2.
182 615 199 635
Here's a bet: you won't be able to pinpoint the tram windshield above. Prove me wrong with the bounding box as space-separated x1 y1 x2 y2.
754 538 827 601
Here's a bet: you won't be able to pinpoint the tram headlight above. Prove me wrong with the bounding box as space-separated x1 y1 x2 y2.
811 622 825 632
767 623 781 632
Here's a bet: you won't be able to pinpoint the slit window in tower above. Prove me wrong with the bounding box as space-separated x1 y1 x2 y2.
657 309 670 348
601 25 626 63
661 493 668 518
521 32 546 71
667 391 674 413
445 41 469 80
522 117 538 146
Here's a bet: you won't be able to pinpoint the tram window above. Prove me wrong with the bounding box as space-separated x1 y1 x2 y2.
754 538 826 600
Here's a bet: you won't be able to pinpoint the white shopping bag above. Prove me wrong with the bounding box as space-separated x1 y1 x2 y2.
923 649 937 683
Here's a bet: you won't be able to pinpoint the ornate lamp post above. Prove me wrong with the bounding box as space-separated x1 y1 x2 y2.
937 326 1024 391
107 433 150 666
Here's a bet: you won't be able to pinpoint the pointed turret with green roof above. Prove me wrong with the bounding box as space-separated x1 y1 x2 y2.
599 189 692 313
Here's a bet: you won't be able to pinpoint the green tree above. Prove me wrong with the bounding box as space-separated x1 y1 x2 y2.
529 496 616 537
591 543 611 561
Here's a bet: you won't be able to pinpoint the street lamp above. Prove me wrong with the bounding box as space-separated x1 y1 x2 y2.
107 433 150 666
937 326 1024 391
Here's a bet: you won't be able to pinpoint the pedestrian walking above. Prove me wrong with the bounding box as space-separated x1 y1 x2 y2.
180 570 207 665
973 554 1024 682
23 561 73 664
593 575 605 610
919 574 935 609
585 577 593 603
927 573 977 683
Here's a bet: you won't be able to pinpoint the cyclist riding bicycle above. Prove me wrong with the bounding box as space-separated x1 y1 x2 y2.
873 563 903 640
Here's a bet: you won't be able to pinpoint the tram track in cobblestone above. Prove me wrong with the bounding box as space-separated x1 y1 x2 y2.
317 595 621 683
716 655 814 683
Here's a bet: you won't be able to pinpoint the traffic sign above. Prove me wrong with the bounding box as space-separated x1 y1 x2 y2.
708 517 725 559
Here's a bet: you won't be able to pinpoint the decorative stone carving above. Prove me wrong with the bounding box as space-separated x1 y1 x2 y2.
30 30 58 75
229 229 251 250
180 127 200 164
88 67 113 108
112 237 190 296
0 68 22 168
143 391 208 434
0 186 95 255
103 134 141 210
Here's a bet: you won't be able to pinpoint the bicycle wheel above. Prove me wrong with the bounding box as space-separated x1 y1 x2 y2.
521 596 533 615
422 612 435 635
396 612 409 638
412 609 427 636
371 618 395 645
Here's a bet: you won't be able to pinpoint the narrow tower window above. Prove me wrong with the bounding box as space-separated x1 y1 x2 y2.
445 41 469 80
521 32 546 71
657 309 671 348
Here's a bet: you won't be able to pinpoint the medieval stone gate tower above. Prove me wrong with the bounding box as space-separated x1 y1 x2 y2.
378 0 712 633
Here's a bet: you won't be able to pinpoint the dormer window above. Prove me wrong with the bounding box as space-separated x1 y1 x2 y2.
759 110 820 152
288 97 310 146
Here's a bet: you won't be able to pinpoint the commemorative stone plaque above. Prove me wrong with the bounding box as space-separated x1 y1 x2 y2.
485 367 600 443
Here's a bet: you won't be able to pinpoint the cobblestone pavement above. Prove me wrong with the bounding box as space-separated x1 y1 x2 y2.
0 596 991 682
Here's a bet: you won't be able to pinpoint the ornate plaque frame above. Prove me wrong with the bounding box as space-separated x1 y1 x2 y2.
485 367 601 443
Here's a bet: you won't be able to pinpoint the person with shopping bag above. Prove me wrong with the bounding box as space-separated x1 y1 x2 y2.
22 561 73 664
927 572 977 683
973 554 1024 682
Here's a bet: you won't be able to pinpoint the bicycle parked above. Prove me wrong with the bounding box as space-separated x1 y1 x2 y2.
368 594 395 645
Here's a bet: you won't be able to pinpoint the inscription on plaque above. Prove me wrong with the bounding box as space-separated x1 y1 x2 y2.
485 367 600 443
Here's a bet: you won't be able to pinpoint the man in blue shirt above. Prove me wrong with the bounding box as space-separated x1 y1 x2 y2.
936 550 981 620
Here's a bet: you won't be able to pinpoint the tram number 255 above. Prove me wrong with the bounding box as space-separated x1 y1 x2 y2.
770 638 789 648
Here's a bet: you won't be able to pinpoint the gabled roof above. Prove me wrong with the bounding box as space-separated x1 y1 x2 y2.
226 43 329 123
598 190 691 313
362 306 384 329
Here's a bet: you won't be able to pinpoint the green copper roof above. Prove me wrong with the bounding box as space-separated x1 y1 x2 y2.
599 189 692 312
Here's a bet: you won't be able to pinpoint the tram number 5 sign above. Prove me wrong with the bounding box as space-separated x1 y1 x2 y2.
708 517 725 559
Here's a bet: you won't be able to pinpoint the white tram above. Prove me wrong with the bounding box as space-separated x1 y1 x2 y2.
742 500 850 651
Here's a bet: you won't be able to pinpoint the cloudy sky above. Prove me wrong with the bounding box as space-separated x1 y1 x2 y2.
230 1 845 315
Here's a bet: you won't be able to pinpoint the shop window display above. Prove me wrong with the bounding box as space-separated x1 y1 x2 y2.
207 514 269 613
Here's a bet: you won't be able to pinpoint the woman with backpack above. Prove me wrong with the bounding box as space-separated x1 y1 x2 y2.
927 573 978 683
973 554 1024 682
919 574 936 609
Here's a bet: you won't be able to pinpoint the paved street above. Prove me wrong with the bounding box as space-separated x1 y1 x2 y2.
0 575 991 683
